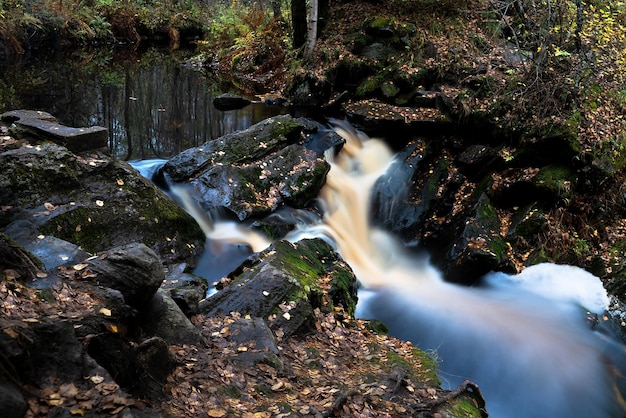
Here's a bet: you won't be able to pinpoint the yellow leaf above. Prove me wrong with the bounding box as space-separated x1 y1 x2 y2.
99 308 112 317
208 408 227 417
73 263 89 271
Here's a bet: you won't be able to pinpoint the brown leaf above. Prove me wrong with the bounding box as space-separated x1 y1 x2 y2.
207 408 228 417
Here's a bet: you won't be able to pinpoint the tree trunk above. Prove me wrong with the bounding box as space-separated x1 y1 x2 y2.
291 0 307 50
303 0 318 63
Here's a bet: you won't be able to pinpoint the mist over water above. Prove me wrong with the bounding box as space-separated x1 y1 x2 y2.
133 122 626 417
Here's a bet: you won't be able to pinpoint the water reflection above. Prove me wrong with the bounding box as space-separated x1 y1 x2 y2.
0 47 286 159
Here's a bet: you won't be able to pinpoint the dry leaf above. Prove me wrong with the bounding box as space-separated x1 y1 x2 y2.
73 263 89 271
99 308 112 317
22 318 39 323
207 408 227 417
89 375 105 384
95 200 104 207
116 179 124 186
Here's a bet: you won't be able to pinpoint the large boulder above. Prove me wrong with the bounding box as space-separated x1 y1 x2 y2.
200 238 358 337
161 115 330 221
161 114 305 182
0 142 205 265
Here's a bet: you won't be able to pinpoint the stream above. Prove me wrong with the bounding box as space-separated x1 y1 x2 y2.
5 48 626 417
134 121 626 418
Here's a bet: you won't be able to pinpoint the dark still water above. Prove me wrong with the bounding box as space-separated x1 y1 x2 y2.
0 47 286 160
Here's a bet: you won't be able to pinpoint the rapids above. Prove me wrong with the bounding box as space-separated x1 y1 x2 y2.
132 122 626 417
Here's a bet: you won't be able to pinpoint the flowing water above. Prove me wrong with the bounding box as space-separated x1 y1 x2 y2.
140 120 626 418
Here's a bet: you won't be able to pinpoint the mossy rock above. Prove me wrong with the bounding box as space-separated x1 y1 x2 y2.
448 193 509 282
162 114 305 182
189 143 329 221
512 123 580 167
531 164 577 203
1 143 204 265
199 238 358 337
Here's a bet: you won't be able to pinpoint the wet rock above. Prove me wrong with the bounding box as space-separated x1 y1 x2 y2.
213 93 252 111
371 142 434 234
190 143 329 220
86 243 164 310
0 143 204 264
141 288 206 345
199 238 358 337
3 221 88 273
1 109 107 153
161 114 305 182
448 193 509 282
161 263 209 315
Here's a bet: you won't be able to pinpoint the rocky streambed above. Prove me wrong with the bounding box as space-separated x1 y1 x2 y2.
0 109 492 417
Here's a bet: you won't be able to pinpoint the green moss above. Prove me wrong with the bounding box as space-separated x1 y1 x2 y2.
369 17 393 30
532 164 576 201
409 348 441 385
273 240 326 290
365 319 389 335
328 266 358 316
447 398 484 418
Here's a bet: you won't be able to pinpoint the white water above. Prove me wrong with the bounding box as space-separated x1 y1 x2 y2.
132 124 626 417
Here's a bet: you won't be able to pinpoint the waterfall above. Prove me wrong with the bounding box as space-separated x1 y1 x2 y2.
133 122 626 417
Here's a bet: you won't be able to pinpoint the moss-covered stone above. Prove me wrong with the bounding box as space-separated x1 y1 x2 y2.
199 238 358 337
1 143 204 265
532 164 577 202
449 193 509 281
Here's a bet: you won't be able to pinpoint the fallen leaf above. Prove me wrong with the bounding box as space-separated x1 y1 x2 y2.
89 375 105 384
95 200 104 207
22 318 39 323
207 408 227 417
116 179 124 186
73 263 89 271
99 308 112 317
